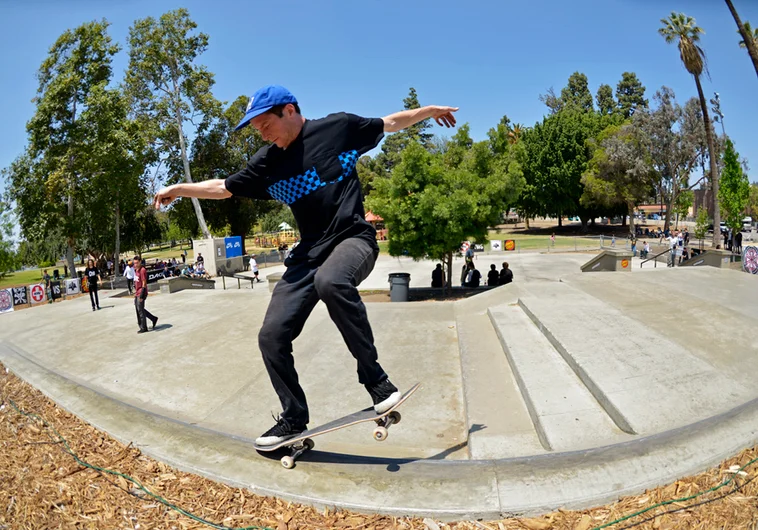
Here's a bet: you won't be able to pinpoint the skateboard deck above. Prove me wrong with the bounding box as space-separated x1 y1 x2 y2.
253 383 420 468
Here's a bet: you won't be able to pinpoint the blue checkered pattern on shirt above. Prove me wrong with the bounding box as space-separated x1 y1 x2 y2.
266 150 360 205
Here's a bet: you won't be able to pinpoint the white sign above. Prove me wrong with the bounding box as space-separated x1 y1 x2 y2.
30 284 46 304
65 278 80 295
0 289 13 313
491 240 503 252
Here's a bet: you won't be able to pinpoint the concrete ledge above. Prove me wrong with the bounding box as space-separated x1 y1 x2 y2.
679 249 733 268
267 272 284 292
3 340 758 520
581 249 633 272
158 276 215 294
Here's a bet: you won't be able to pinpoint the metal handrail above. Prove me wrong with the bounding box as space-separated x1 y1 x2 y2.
640 247 672 268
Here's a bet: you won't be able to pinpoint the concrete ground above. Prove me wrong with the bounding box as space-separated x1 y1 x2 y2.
1 250 757 520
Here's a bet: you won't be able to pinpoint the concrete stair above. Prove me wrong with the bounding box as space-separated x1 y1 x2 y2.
455 309 544 459
487 304 630 452
516 282 747 435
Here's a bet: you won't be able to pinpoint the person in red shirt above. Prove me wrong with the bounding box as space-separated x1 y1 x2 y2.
133 256 158 334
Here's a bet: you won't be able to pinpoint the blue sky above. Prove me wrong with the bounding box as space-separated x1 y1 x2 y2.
1 0 757 205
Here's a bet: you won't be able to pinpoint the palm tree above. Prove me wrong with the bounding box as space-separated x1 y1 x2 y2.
725 0 758 79
738 21 758 49
507 123 524 145
659 12 721 249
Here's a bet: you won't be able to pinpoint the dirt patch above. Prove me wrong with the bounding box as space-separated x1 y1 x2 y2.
2 363 758 529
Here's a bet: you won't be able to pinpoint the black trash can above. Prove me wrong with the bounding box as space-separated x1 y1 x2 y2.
388 273 411 302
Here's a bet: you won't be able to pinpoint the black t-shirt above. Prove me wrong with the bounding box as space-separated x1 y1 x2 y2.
500 268 513 284
487 270 499 286
225 112 384 265
85 267 99 288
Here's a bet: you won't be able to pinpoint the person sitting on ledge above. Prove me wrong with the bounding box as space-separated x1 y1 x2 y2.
463 263 481 288
431 263 444 288
487 264 499 286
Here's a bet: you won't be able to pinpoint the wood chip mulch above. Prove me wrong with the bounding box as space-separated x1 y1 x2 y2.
2 362 757 530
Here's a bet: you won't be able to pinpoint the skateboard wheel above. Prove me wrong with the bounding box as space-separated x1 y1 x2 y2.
303 438 315 450
389 411 401 424
281 456 295 469
373 426 388 441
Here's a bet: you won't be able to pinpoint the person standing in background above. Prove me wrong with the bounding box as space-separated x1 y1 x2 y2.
123 260 135 294
133 256 157 333
84 259 101 311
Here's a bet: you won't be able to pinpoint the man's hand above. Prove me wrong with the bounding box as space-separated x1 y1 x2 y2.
153 186 177 210
428 106 459 128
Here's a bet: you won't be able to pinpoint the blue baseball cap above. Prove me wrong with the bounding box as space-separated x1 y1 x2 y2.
235 85 298 131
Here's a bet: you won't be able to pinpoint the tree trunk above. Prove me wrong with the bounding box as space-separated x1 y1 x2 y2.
557 215 562 228
172 79 211 239
694 75 721 247
445 252 453 296
114 200 121 281
65 192 76 279
725 0 758 79
627 202 635 236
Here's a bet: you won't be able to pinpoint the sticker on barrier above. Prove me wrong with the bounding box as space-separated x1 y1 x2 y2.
30 284 46 303
743 246 758 274
0 289 13 313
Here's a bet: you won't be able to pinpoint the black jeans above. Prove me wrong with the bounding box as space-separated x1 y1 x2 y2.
258 237 386 426
134 297 156 331
88 286 99 309
127 278 134 294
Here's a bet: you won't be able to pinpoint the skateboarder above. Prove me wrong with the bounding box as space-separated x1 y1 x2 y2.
153 85 458 446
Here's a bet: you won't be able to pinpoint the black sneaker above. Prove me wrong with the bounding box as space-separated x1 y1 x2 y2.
255 416 306 446
365 378 401 414
137 329 148 334
151 317 158 330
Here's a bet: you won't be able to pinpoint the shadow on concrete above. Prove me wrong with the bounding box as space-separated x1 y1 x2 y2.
253 424 485 471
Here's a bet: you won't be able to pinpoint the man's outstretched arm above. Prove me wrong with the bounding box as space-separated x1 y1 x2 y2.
153 179 231 209
382 105 459 133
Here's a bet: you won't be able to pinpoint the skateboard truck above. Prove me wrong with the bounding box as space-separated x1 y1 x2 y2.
372 411 401 441
281 438 315 469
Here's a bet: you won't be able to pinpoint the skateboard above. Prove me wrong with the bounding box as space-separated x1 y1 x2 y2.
253 383 420 469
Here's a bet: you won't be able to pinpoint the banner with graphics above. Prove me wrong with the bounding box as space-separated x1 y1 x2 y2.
12 287 28 306
504 239 516 251
50 281 62 301
490 240 503 252
0 289 13 313
65 278 80 295
29 283 46 304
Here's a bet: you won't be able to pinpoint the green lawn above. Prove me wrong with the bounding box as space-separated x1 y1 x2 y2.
485 231 602 251
0 269 47 289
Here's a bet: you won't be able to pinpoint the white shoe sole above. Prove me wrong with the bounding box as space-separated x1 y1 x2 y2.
255 433 299 446
374 391 402 414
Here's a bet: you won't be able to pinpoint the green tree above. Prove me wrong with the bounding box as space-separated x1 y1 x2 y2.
367 134 524 290
539 87 563 115
581 123 657 235
517 109 610 230
746 182 758 219
379 87 434 174
186 95 278 253
76 85 150 265
718 138 750 232
125 8 222 240
659 12 722 248
725 0 758 79
635 88 705 231
616 72 648 118
0 201 18 277
8 20 119 278
693 207 710 248
560 72 594 112
596 84 616 116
